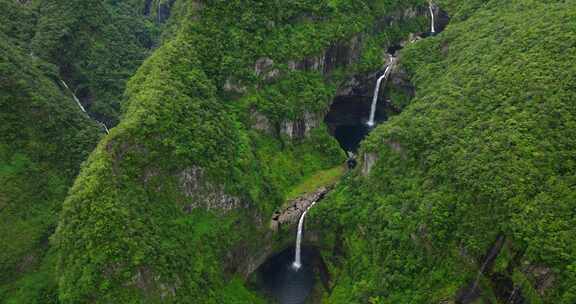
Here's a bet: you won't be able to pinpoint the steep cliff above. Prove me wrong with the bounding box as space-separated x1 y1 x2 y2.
0 0 175 127
4 0 574 303
0 0 170 301
52 1 430 302
313 1 576 303
0 31 102 301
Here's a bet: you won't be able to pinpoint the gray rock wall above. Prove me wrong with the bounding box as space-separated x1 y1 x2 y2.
179 166 244 212
270 187 330 231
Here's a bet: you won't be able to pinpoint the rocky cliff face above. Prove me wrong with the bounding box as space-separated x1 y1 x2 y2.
38 1 445 303
361 152 379 176
270 187 330 231
245 4 431 139
179 167 245 212
314 1 576 303
280 111 323 140
249 109 323 139
286 34 364 75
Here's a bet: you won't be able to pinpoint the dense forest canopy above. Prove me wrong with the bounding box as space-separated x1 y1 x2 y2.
1 0 574 303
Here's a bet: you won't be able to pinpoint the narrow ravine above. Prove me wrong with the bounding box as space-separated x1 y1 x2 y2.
60 80 110 134
256 5 448 303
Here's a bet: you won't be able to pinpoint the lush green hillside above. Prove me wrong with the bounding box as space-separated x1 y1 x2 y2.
0 31 102 302
314 0 576 303
3 0 575 303
51 0 429 302
0 0 160 301
0 0 169 126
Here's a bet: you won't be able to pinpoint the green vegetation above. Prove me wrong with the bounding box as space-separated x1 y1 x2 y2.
314 1 576 303
0 30 101 301
5 0 573 303
51 0 428 302
0 0 171 125
30 0 161 125
286 165 345 202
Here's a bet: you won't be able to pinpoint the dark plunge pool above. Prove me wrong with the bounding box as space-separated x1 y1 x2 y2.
258 246 316 304
333 124 370 153
325 96 387 153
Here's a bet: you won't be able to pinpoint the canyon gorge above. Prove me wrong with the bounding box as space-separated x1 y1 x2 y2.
1 1 575 303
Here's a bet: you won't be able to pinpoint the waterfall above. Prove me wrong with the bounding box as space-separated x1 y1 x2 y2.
158 0 161 23
60 80 86 113
292 201 317 270
367 58 395 127
429 1 436 34
99 120 110 134
60 80 110 134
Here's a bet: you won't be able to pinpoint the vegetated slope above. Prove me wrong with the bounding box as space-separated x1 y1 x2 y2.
1 0 165 126
0 32 102 302
0 0 167 301
53 0 430 302
314 1 576 303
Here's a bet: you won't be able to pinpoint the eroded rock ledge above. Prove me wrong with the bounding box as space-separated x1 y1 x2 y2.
270 186 330 232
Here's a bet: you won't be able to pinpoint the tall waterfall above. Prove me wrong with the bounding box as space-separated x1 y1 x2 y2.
61 80 110 134
429 1 436 33
367 58 395 127
292 201 317 270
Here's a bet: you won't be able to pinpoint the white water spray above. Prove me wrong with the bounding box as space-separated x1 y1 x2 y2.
292 201 317 270
367 58 395 127
60 80 109 134
429 1 436 34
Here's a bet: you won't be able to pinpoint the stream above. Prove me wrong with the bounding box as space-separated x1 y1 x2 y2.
255 3 445 302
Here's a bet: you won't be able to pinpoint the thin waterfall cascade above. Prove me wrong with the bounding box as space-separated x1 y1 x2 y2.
60 80 110 134
99 119 110 134
292 201 318 271
60 80 87 113
367 57 396 127
429 1 436 34
158 0 161 23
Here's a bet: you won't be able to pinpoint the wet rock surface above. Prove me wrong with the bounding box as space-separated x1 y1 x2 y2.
271 187 330 232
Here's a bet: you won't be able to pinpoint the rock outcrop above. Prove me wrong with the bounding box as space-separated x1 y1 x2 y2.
361 152 379 176
179 166 244 212
280 111 321 139
250 109 274 134
223 77 247 94
250 109 321 139
287 34 363 76
525 265 555 296
254 57 280 82
270 187 330 232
